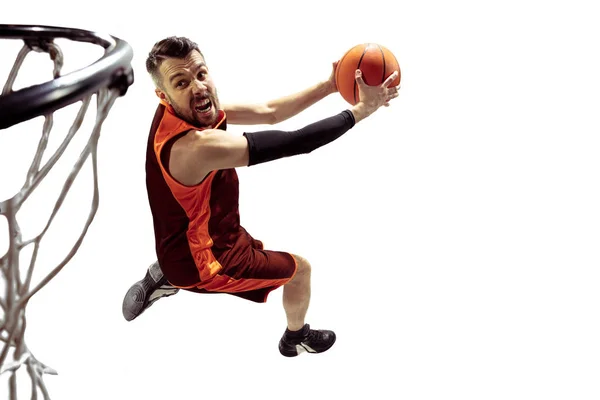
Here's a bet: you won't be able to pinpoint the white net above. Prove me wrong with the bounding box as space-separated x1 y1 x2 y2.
0 30 130 399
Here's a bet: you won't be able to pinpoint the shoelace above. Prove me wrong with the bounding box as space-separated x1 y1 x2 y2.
305 329 325 343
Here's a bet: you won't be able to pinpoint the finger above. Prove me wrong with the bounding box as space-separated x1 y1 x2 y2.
355 69 365 85
387 92 399 101
382 70 399 87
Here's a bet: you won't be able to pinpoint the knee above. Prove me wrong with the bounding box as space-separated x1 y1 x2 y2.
292 254 311 276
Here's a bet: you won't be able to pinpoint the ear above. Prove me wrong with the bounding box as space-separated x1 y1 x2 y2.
155 88 169 103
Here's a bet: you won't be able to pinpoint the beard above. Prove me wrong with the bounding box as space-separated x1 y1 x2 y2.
168 89 221 129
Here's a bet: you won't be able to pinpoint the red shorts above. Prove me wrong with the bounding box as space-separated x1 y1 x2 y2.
184 227 298 303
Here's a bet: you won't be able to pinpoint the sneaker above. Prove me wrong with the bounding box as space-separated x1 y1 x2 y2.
122 261 179 321
278 324 336 357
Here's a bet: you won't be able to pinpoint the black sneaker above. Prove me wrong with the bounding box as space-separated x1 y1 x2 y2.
278 324 336 357
122 261 179 321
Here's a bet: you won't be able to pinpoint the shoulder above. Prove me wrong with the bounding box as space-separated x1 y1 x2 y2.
182 128 242 152
168 129 231 165
171 128 217 145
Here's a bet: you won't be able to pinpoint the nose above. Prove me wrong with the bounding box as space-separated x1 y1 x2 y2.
191 78 207 95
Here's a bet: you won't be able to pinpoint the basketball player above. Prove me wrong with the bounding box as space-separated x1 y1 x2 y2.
122 36 400 357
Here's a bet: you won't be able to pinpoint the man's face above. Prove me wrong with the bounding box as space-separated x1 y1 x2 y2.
156 50 221 128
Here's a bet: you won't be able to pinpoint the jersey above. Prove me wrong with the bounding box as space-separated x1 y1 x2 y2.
145 103 243 289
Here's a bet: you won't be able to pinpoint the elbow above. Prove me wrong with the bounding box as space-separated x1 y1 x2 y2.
261 103 279 125
266 107 279 125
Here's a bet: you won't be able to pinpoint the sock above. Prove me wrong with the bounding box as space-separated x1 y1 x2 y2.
285 324 308 338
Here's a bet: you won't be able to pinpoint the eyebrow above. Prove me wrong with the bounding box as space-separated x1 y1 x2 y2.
169 63 207 84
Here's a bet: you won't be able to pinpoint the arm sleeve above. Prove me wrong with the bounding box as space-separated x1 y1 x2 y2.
242 109 356 166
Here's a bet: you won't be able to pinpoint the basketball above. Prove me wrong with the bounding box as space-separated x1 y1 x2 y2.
335 43 401 105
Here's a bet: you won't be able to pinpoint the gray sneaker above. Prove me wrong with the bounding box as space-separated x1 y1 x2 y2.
122 261 179 321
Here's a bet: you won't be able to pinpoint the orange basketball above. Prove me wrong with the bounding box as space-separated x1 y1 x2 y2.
335 43 401 105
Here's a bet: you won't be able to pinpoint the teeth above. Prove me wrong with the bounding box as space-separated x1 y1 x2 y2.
195 99 212 113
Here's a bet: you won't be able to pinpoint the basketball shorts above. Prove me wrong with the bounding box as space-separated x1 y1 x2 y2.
184 227 298 303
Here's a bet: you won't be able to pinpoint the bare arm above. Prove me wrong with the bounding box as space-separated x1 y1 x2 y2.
221 102 276 125
266 80 336 123
223 65 337 125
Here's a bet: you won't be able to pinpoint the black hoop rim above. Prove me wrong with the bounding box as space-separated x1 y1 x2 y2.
0 24 134 130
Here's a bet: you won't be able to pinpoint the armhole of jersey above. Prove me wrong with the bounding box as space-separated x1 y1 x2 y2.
159 131 212 188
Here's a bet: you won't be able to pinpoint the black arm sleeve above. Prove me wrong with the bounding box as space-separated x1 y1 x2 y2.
242 109 356 166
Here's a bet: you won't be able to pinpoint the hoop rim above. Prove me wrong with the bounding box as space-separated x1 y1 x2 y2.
0 24 134 130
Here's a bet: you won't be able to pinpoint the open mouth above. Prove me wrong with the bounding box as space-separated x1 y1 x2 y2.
195 98 212 114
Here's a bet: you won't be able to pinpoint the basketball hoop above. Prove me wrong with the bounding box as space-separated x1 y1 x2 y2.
0 24 134 399
0 24 133 129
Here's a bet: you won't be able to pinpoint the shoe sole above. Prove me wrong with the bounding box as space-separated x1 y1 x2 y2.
122 280 179 321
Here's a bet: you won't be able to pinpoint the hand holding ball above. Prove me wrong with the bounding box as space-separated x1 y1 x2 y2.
335 43 401 106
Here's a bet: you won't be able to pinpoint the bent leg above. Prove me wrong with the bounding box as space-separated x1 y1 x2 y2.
283 254 311 331
278 254 336 357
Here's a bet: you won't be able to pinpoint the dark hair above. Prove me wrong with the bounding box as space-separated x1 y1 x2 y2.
146 36 204 88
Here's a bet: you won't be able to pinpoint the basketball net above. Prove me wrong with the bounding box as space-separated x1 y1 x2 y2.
0 29 132 399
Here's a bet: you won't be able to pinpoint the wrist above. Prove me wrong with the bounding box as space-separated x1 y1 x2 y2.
349 102 372 123
323 79 337 95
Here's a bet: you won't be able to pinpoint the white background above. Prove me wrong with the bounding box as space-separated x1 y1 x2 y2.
1 0 600 399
